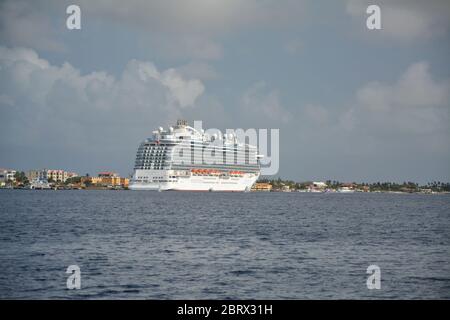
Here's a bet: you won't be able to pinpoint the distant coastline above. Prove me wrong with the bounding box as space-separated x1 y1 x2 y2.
253 179 450 194
1 168 449 194
0 168 129 191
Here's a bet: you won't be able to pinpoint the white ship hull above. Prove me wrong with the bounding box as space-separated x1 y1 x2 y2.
129 170 259 191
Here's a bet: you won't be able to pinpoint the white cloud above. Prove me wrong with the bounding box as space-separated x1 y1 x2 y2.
289 62 450 182
0 46 206 171
0 46 204 111
346 0 450 41
342 62 450 136
159 68 205 108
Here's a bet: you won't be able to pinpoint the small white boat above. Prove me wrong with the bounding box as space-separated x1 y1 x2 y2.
337 187 355 193
29 179 52 190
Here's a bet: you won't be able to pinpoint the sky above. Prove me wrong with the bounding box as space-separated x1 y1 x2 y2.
0 0 449 183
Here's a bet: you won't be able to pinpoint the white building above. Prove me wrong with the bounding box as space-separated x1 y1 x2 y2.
312 181 328 188
0 168 17 185
27 169 78 183
306 181 328 192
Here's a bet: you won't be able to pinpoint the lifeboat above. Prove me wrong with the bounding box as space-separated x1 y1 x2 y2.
191 168 233 176
211 170 221 176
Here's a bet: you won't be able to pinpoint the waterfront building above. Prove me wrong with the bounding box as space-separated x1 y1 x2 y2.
97 172 127 187
27 170 45 181
80 176 102 185
0 168 17 185
81 172 129 187
27 169 78 183
252 182 273 192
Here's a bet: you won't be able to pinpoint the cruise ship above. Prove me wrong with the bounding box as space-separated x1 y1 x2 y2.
129 120 262 191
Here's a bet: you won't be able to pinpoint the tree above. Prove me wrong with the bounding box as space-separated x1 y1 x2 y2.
65 176 82 185
14 171 29 184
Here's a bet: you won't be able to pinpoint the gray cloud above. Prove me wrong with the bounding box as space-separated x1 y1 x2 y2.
80 0 308 61
346 0 450 41
240 81 291 125
0 0 65 52
148 35 224 61
82 0 308 36
176 61 219 81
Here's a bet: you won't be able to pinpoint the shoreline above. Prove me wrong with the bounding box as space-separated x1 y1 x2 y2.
1 187 449 195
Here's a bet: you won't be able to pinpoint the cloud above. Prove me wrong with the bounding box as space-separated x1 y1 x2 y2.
176 61 219 80
295 62 450 166
80 0 308 60
0 46 206 173
0 0 65 52
288 62 450 182
240 81 290 124
0 0 307 61
83 0 308 36
343 62 450 136
346 0 450 41
0 46 204 109
158 67 205 108
303 104 330 126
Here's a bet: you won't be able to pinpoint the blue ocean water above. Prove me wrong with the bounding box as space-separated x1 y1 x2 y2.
0 190 449 299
